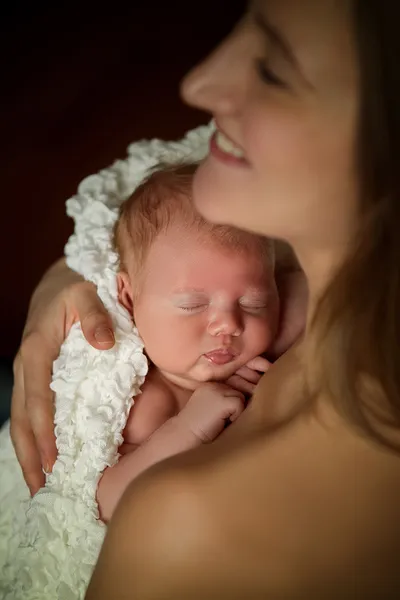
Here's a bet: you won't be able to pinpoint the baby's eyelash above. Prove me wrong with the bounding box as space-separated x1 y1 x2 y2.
180 305 206 312
254 58 286 88
239 300 268 312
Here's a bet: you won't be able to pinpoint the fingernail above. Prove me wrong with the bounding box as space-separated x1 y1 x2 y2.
43 461 52 475
94 327 114 345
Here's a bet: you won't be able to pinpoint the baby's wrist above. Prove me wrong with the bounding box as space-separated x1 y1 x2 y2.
156 415 201 451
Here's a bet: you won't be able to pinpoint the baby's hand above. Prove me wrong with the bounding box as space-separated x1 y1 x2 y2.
225 356 271 395
177 383 245 443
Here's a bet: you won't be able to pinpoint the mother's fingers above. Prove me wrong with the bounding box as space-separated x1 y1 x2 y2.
269 270 308 359
74 284 115 350
10 354 45 495
21 332 57 474
10 416 44 496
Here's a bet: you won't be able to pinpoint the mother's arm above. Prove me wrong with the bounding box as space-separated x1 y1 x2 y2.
86 399 400 600
12 241 305 495
11 258 115 494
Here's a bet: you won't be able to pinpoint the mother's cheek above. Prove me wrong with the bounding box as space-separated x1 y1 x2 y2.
245 105 318 175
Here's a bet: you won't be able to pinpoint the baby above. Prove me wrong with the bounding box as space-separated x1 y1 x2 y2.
97 163 279 521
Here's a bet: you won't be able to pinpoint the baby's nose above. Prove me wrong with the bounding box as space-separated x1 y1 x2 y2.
207 308 243 337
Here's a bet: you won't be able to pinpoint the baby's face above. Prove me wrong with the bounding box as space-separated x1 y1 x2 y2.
130 225 279 390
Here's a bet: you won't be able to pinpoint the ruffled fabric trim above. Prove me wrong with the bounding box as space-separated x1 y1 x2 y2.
0 123 213 599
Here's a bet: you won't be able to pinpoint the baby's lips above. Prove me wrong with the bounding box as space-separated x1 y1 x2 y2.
204 350 236 365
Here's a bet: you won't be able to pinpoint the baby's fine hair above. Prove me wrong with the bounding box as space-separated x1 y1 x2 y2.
114 162 274 283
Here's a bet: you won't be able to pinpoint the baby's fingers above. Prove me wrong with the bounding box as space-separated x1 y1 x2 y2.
225 375 255 396
245 356 271 373
234 366 262 385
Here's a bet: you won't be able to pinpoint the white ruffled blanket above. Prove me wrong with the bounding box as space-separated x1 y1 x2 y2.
0 123 212 599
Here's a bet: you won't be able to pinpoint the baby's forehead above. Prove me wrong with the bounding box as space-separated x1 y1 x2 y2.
147 228 274 286
120 204 274 283
157 224 271 260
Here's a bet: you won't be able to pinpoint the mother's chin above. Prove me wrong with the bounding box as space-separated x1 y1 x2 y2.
192 152 255 232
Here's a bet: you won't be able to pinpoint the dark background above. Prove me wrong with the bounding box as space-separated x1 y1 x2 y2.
0 1 244 367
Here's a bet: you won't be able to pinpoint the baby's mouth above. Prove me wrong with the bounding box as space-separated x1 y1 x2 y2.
203 349 237 365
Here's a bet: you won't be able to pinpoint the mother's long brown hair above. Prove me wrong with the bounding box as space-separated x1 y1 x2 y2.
312 0 400 446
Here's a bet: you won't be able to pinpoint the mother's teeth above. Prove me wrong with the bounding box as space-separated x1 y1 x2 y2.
215 131 245 158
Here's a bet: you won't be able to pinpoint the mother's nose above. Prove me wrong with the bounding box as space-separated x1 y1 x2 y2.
207 309 243 337
180 22 249 115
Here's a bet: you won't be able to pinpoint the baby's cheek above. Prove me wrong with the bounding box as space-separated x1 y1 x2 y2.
147 320 200 370
247 317 276 356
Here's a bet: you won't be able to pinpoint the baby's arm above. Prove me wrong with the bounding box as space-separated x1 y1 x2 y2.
97 380 176 519
97 407 199 523
122 378 177 447
97 383 245 523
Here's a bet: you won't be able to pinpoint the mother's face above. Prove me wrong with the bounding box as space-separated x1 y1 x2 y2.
181 0 360 249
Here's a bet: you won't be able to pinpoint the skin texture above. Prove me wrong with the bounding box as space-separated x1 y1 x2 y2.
97 225 277 521
10 239 303 495
11 259 115 494
85 1 400 598
184 0 359 297
120 222 279 388
97 382 247 522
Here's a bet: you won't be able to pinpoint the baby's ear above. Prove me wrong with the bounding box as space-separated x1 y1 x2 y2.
117 272 134 314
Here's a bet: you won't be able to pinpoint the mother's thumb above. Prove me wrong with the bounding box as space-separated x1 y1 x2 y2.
79 294 115 350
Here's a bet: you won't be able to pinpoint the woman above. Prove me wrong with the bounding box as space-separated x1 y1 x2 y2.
12 0 400 597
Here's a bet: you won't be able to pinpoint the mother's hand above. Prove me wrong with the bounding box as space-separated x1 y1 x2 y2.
11 258 115 495
269 241 308 360
269 267 308 359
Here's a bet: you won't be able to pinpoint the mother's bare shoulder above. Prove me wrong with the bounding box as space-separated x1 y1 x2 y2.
154 400 400 598
87 355 400 599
